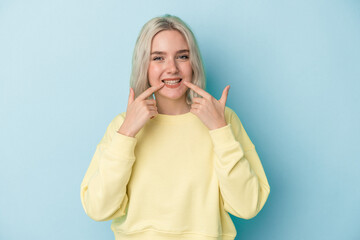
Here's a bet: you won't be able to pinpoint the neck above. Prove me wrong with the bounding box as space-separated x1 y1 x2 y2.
155 95 190 115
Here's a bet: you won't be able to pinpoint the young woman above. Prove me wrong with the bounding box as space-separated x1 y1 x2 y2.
81 14 270 240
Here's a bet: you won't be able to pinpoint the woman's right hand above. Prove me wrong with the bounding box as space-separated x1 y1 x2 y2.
117 83 165 137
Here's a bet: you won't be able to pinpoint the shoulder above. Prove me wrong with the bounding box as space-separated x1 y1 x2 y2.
99 112 127 144
224 106 245 137
225 106 235 117
113 112 126 125
225 106 255 150
105 112 127 132
224 106 241 125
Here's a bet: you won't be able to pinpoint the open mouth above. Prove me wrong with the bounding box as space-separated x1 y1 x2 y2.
161 79 182 85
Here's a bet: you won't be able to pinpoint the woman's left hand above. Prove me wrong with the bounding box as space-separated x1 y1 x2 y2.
183 81 230 130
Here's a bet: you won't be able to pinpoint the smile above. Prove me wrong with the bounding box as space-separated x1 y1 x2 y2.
162 79 182 85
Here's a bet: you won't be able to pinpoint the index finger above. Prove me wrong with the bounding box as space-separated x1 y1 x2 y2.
183 81 212 100
136 83 165 101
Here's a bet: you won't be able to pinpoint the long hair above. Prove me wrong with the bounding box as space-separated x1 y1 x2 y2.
130 14 206 104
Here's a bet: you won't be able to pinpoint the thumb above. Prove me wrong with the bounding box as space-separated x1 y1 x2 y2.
219 85 230 106
128 87 135 106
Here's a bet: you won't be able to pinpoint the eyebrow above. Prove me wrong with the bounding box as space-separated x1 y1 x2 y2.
151 49 189 55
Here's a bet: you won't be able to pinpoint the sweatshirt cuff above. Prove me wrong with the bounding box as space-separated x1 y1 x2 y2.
209 124 242 150
107 132 137 159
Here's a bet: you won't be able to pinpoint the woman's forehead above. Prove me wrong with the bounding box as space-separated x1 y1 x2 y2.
151 30 189 52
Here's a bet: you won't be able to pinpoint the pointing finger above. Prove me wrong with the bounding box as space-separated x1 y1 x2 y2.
137 83 165 101
183 81 212 100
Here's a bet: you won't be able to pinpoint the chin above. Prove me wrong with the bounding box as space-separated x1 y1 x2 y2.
161 94 186 101
158 90 186 101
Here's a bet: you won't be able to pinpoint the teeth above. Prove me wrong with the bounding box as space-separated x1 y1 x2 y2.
163 79 181 84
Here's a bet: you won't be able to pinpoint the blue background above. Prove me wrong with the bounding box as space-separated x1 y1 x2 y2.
1 0 359 239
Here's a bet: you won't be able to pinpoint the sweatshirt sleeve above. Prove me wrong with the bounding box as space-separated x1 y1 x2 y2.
80 113 137 221
208 107 270 219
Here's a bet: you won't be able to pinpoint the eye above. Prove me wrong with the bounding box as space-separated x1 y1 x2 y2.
152 56 164 61
177 55 189 60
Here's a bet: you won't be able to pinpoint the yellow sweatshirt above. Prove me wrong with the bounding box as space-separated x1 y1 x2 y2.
80 106 270 240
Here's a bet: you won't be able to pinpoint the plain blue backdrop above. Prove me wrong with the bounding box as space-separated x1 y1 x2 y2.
1 0 359 239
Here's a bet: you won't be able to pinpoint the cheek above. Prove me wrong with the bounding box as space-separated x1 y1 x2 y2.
148 64 162 79
181 62 193 78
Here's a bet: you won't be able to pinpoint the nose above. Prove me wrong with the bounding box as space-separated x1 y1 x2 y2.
165 58 179 74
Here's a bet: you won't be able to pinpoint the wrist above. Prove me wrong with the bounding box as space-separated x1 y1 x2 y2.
209 121 228 130
117 125 136 137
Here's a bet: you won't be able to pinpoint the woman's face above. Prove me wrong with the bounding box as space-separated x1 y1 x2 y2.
148 30 192 102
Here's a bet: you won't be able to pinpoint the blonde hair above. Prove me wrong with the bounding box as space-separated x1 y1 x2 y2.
130 14 206 104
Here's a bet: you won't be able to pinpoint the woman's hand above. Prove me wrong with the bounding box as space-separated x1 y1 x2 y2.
117 83 165 137
183 81 230 130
